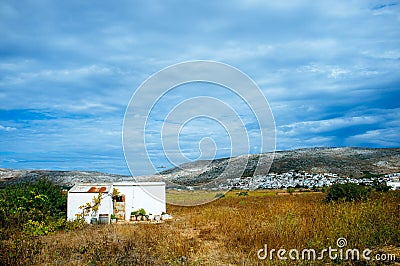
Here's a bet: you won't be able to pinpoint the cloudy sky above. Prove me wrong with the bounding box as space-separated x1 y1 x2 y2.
1 0 399 175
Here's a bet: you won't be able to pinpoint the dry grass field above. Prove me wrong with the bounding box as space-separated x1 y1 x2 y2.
2 190 400 265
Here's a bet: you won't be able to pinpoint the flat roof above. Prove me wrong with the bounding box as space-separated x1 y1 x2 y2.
113 181 165 186
69 184 112 193
68 182 165 193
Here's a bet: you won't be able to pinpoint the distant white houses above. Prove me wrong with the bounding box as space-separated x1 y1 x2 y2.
387 181 400 190
385 173 400 190
67 182 166 223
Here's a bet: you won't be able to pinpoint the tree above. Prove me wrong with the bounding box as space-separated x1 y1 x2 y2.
325 183 369 202
0 178 66 238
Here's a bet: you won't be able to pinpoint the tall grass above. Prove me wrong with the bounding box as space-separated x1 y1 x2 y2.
1 190 399 265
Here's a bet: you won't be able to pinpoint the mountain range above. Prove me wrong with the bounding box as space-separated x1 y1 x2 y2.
1 147 399 188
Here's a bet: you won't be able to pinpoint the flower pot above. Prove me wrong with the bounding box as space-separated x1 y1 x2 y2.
161 214 172 220
99 214 109 224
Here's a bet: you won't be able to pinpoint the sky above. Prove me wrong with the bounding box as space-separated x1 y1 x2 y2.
0 0 399 175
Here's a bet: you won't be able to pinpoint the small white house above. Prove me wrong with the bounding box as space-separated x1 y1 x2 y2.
387 181 400 190
67 181 166 223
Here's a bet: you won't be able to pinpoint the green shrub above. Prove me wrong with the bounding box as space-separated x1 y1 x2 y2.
287 188 295 194
373 183 391 192
0 178 67 238
64 217 86 232
325 183 369 202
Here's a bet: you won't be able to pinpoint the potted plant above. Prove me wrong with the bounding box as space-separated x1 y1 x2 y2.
138 208 147 221
110 214 117 224
130 210 139 221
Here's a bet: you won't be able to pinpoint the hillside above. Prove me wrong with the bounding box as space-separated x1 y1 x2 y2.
1 147 399 188
0 169 132 188
270 147 400 175
158 147 400 186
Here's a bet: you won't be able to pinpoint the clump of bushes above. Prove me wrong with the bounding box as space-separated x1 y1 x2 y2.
287 187 295 194
325 183 369 202
325 182 393 202
373 183 391 192
0 178 71 239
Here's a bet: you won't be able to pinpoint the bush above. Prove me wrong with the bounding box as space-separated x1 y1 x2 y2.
0 178 67 238
325 183 369 202
373 183 391 192
287 188 295 194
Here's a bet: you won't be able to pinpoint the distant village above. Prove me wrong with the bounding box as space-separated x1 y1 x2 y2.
221 172 400 191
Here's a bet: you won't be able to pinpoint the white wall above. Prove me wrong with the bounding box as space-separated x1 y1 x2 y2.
113 183 166 220
67 192 113 223
132 185 166 216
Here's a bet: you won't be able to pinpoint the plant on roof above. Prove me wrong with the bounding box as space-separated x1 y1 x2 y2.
111 188 120 200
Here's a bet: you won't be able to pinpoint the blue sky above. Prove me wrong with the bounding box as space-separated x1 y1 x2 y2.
1 0 399 175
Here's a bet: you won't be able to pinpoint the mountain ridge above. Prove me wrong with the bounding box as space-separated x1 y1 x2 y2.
1 147 399 187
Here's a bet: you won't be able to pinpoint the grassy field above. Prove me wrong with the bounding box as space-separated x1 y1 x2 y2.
2 190 400 265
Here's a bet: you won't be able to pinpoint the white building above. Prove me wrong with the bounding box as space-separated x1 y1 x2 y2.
387 181 400 190
67 182 166 223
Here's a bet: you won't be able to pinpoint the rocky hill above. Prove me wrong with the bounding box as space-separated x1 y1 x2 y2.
270 147 400 176
157 147 400 186
1 147 399 188
0 169 132 188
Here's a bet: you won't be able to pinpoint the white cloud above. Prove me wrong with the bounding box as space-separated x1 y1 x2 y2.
279 116 380 136
0 125 16 131
347 128 400 147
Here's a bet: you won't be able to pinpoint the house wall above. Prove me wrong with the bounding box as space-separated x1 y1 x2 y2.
67 192 113 223
132 185 166 216
113 183 166 220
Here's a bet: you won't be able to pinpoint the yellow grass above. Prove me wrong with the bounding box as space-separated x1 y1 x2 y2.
2 190 400 265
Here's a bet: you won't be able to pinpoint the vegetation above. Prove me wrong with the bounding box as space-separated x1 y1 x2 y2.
78 192 103 219
0 179 68 239
287 187 296 194
0 185 398 265
0 179 87 264
325 182 393 202
325 183 369 202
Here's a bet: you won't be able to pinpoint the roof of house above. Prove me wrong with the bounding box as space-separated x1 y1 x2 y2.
68 182 165 193
68 184 112 193
113 181 166 186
